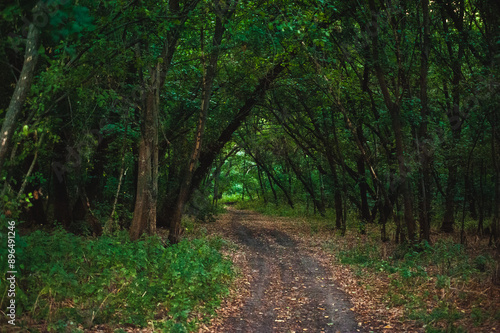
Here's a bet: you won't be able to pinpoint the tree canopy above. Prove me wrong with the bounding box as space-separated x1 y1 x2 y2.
1 0 499 245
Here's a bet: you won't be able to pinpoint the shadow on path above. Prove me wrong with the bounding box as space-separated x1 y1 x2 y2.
221 210 362 333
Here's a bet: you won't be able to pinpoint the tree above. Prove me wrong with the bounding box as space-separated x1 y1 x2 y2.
130 0 201 241
0 3 41 174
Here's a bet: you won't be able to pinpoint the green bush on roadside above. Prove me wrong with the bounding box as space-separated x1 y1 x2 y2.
0 228 234 332
329 238 494 332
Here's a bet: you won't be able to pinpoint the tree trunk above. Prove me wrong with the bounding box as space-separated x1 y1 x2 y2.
418 0 432 242
368 0 415 242
0 18 40 173
332 164 343 230
267 172 278 205
213 163 221 206
379 198 392 242
257 167 267 203
465 162 478 219
441 164 457 233
129 96 157 240
491 122 500 284
440 1 464 233
129 66 160 240
168 12 229 244
357 156 371 224
392 104 416 241
130 0 198 240
478 159 485 234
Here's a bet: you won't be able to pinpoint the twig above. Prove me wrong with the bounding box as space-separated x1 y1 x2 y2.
17 133 45 200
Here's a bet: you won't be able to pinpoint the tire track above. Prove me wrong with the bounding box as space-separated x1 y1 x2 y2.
219 209 362 333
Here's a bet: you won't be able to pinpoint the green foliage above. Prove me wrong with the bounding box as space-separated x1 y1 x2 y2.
1 0 499 329
334 238 492 283
234 199 334 220
327 238 495 332
186 190 222 224
412 304 467 333
235 199 298 217
0 230 235 331
470 307 486 326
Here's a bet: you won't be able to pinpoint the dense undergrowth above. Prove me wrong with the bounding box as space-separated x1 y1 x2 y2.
0 228 235 332
231 198 493 234
232 198 337 220
325 237 499 332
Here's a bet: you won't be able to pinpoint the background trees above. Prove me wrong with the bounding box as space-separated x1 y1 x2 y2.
0 0 498 250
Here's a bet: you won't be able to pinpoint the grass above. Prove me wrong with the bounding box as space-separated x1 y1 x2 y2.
323 232 499 332
0 227 235 332
231 198 326 218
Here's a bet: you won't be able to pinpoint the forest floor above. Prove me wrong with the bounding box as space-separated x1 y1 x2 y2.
202 208 365 333
201 208 500 333
11 208 498 332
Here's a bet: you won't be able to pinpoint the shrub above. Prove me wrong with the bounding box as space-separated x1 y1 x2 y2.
0 229 234 331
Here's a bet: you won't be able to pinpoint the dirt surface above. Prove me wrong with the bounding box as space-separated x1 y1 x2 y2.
206 209 363 333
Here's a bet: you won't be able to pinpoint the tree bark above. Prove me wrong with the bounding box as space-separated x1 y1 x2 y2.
257 167 267 203
0 19 40 173
332 165 344 230
286 154 325 216
106 113 129 234
492 121 500 284
368 0 415 242
478 159 485 234
357 155 371 224
168 7 231 244
130 79 159 240
418 0 432 242
440 0 464 233
130 0 199 240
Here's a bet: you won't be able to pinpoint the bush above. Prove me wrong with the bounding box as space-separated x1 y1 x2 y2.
0 229 234 331
331 238 495 332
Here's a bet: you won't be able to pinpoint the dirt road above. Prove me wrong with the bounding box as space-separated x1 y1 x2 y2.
207 209 363 333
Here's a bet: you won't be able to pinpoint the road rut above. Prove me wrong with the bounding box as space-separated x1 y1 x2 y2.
209 209 362 333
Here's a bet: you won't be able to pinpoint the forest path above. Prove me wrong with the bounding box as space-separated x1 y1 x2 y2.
205 208 363 333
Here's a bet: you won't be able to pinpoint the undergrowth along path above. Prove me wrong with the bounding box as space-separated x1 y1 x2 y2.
206 208 363 333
